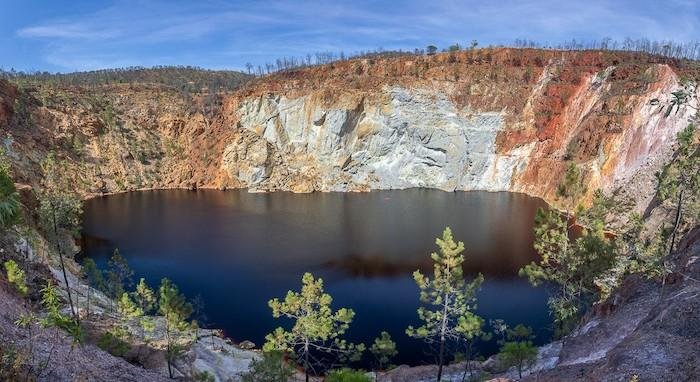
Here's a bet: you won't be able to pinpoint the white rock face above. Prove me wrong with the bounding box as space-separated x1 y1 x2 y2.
222 65 697 211
230 86 534 193
180 335 260 382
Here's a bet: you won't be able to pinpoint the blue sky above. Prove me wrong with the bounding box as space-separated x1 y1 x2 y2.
1 0 698 73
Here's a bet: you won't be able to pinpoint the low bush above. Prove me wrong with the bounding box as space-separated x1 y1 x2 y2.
0 165 20 228
97 329 131 358
240 351 294 382
325 368 371 382
4 260 28 296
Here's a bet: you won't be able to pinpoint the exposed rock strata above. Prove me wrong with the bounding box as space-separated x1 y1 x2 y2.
221 63 696 215
2 49 697 212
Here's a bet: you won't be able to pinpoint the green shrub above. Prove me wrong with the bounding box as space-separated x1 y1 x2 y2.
55 315 84 346
0 166 20 228
97 329 131 358
3 260 28 296
370 331 397 371
498 341 538 378
0 344 29 380
193 370 215 382
497 325 538 379
325 369 371 382
241 351 294 382
39 281 84 346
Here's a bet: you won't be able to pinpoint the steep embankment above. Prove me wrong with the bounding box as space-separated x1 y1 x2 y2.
1 49 698 211
223 50 697 211
0 279 169 381
0 228 169 381
524 227 700 381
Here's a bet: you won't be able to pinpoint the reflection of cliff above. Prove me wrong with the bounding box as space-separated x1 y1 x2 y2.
322 251 537 279
323 254 427 278
2 49 697 213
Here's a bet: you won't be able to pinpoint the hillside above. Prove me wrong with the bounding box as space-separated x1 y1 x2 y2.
0 47 698 381
1 66 252 93
1 48 698 212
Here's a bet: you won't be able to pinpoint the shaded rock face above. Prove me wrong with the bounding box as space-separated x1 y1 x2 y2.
177 335 259 382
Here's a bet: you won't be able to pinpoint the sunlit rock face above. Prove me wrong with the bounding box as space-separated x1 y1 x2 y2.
222 61 696 213
1 49 696 212
226 86 534 193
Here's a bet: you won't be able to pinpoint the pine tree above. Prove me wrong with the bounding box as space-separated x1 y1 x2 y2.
497 325 538 379
369 331 397 376
4 260 28 296
656 123 699 256
406 227 484 382
133 277 157 314
107 249 134 292
525 160 624 333
81 257 104 315
556 163 587 219
241 351 295 382
132 279 158 363
159 278 193 378
0 150 20 229
647 85 700 298
264 272 364 382
190 294 207 343
520 206 618 335
38 153 82 321
39 281 83 346
118 292 143 319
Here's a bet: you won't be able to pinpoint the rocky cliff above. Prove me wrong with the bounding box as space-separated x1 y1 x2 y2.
1 49 699 382
2 49 698 210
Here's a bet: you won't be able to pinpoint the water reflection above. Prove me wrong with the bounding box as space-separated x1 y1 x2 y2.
82 189 551 365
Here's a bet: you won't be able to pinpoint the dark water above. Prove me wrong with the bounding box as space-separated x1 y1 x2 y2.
82 189 552 366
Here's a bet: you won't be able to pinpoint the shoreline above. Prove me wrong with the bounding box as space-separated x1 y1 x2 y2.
78 186 558 369
82 184 555 205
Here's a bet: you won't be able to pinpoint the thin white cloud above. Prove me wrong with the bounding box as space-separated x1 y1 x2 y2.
17 24 120 40
12 0 700 71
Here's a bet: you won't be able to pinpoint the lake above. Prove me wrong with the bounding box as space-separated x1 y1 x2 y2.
82 189 552 366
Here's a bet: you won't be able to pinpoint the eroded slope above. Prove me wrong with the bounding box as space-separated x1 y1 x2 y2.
1 49 698 212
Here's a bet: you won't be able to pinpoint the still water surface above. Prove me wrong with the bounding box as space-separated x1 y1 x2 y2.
82 189 552 365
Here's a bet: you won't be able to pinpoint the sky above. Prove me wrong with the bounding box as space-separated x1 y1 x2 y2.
1 0 698 73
